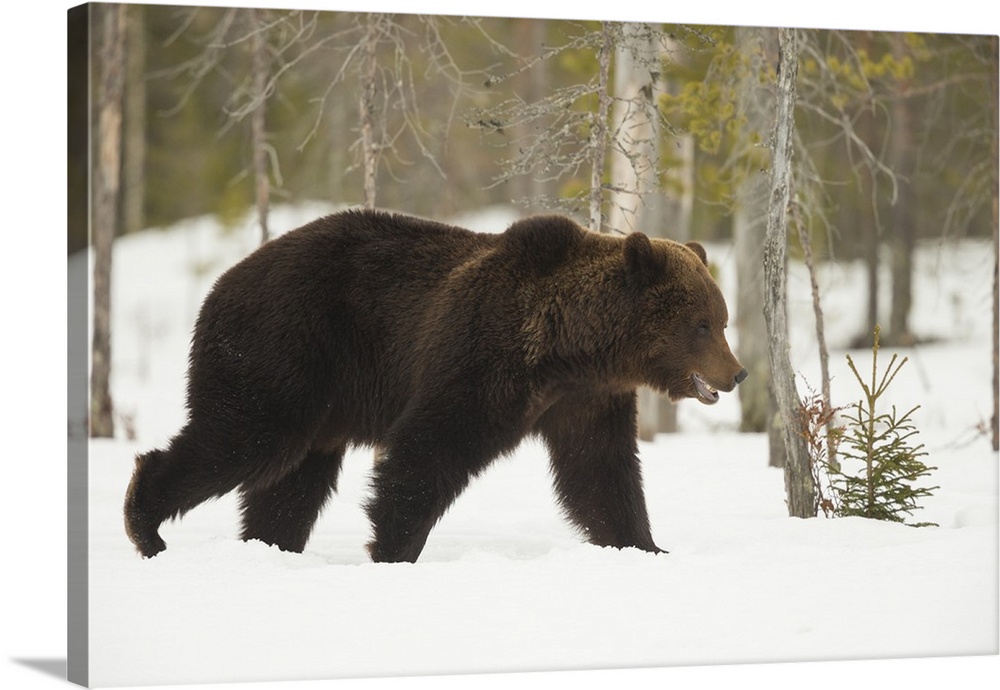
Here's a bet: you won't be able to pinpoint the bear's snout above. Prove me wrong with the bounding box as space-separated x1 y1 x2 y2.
735 368 748 386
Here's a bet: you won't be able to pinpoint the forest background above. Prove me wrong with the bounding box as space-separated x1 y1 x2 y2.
71 0 998 451
69 3 996 261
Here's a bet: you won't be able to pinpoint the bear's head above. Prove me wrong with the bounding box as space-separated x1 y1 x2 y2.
622 232 748 405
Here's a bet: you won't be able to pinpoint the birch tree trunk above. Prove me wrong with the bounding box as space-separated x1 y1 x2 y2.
359 14 381 209
588 23 613 233
763 28 815 518
607 22 664 440
90 3 126 438
607 23 659 235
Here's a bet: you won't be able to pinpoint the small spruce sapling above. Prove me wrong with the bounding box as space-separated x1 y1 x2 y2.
832 326 938 527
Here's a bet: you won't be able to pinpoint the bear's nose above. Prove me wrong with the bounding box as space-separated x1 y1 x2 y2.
734 368 749 386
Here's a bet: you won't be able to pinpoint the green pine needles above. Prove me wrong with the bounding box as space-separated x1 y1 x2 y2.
827 326 938 527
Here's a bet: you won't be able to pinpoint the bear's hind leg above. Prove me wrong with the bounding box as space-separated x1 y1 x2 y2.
238 446 345 553
124 428 249 557
124 448 170 558
365 418 502 563
364 453 457 564
124 424 312 558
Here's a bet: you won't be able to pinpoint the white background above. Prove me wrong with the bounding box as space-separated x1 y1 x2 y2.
3 1 998 689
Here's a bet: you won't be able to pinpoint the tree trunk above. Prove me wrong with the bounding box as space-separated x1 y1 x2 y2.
360 14 385 465
122 3 145 234
90 3 126 438
250 8 270 244
608 23 659 235
588 22 613 233
653 132 693 437
512 18 549 213
862 175 880 346
655 34 694 436
856 34 880 349
733 27 776 440
763 28 815 518
607 22 664 440
328 81 350 204
887 33 915 345
359 13 381 209
664 133 694 246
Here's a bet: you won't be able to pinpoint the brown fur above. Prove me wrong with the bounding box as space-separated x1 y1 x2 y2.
124 209 746 562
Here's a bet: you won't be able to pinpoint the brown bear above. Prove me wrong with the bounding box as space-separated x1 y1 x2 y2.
124 209 746 563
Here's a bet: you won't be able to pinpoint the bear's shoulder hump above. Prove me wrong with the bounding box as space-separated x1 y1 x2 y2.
500 215 584 273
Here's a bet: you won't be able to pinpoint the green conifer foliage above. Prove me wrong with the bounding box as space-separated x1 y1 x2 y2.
831 326 938 527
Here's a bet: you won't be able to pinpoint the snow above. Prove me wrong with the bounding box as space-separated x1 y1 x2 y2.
71 204 997 688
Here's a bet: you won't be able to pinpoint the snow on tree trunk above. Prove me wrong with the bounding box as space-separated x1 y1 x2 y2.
91 3 126 438
763 28 816 517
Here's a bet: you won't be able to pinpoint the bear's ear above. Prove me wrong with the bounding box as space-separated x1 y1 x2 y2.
624 232 665 286
685 241 708 267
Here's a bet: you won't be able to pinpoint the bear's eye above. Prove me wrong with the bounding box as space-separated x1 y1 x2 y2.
697 322 710 336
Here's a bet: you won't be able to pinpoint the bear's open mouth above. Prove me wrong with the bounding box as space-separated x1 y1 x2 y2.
691 373 720 405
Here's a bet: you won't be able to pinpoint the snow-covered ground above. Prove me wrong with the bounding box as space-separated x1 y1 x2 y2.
71 204 997 688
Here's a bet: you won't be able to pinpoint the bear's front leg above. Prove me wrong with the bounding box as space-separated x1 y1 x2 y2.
535 389 665 554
